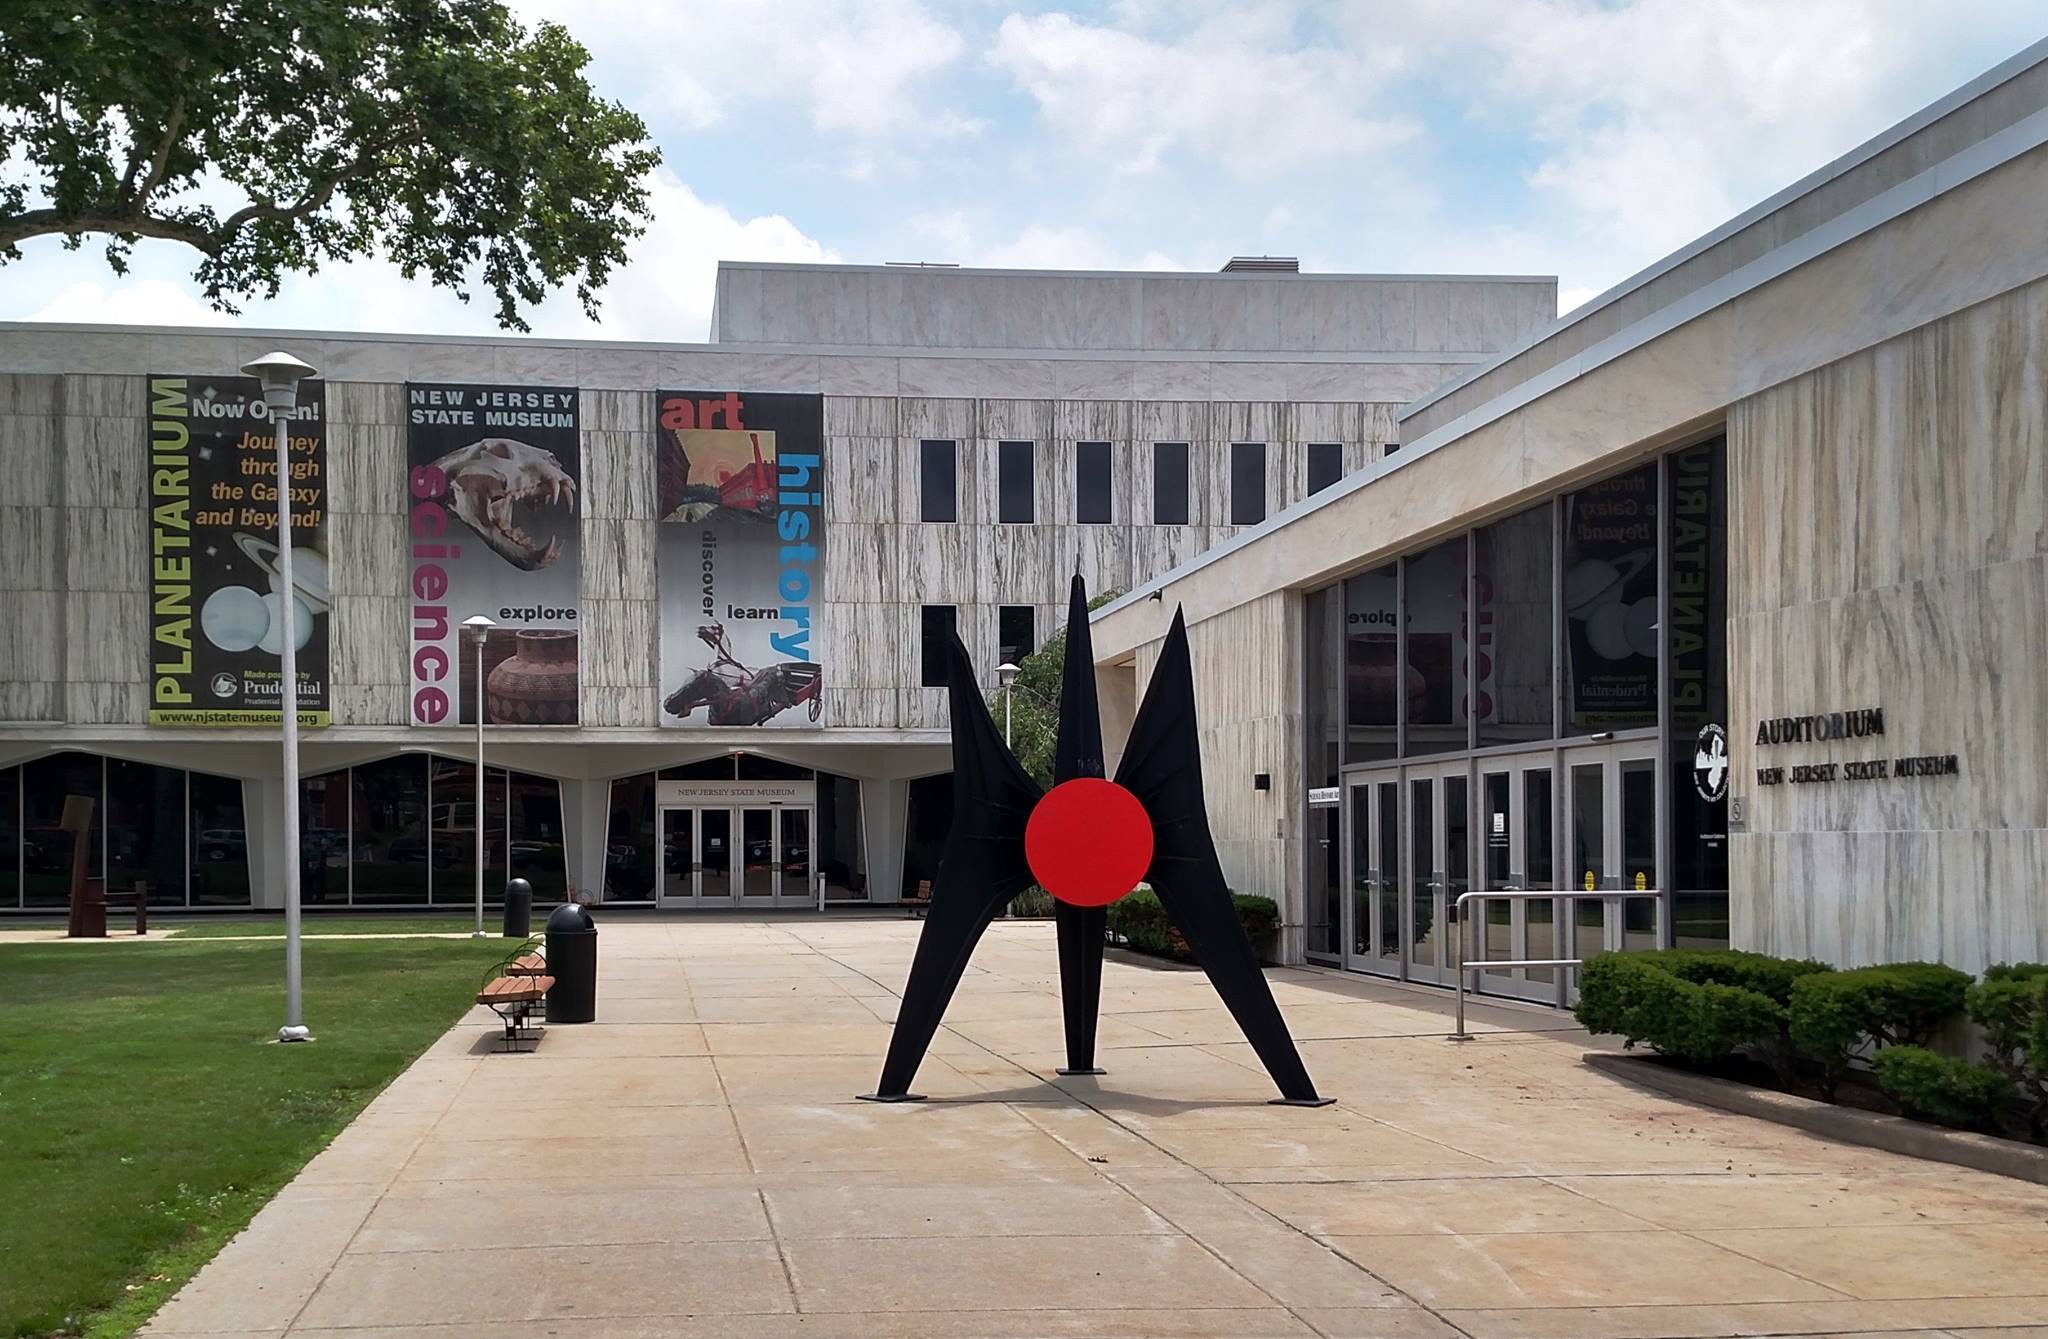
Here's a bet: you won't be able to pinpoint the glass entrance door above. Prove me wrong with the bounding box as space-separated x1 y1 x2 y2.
740 807 776 899
1341 773 1402 977
658 807 694 908
1474 757 1559 1002
1563 744 1662 967
1405 760 1469 987
698 808 733 903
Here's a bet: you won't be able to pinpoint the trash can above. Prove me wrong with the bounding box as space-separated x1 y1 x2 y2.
544 903 597 1023
502 878 534 938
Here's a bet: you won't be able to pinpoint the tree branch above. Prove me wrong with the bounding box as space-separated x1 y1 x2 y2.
126 97 188 215
219 140 392 235
0 207 220 254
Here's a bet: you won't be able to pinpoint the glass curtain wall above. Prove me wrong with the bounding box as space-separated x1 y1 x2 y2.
1303 443 1731 975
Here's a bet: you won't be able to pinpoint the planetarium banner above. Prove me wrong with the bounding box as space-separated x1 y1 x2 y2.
656 390 824 727
146 374 329 727
405 383 581 727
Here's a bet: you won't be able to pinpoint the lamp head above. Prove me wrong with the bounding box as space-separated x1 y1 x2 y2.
996 661 1020 684
239 351 318 413
461 614 497 644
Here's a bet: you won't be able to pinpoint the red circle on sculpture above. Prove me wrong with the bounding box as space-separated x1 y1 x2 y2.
1025 778 1154 908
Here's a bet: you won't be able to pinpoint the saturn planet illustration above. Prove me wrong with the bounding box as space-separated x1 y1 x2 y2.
197 534 329 654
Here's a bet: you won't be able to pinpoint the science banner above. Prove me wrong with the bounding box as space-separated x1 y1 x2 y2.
405 383 581 726
656 390 824 727
1562 465 1659 729
146 374 329 726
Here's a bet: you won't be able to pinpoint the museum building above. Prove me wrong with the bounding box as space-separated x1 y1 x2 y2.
1089 38 2048 985
0 258 1555 919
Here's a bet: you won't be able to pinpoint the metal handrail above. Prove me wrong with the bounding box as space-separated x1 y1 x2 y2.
1448 888 1664 1040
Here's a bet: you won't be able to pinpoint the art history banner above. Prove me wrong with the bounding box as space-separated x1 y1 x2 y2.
656 390 824 727
147 374 329 726
405 383 581 726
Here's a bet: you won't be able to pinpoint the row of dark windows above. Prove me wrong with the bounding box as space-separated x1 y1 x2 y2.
917 439 1359 527
916 604 1040 686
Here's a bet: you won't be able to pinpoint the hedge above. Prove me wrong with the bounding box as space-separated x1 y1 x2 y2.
1575 952 1799 1069
1787 962 1972 1096
1104 889 1280 963
1873 1045 2013 1127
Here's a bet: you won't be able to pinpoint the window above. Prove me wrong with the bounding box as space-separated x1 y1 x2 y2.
1562 460 1659 734
1342 563 1398 763
23 752 101 906
919 439 956 522
1230 442 1266 525
998 441 1034 523
1075 441 1112 524
1307 442 1342 496
920 605 957 686
1383 441 1400 457
1152 442 1190 525
351 754 429 905
1474 503 1555 747
0 765 16 908
999 606 1036 666
1403 535 1468 755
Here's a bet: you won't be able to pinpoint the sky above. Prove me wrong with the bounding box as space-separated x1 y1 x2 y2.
5 1 2045 342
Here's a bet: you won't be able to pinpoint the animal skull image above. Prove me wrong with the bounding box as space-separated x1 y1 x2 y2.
429 437 577 570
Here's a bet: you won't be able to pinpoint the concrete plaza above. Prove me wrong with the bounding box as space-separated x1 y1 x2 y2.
147 917 2048 1338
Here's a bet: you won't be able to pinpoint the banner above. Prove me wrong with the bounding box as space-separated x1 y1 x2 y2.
656 390 824 727
1562 463 1659 729
147 374 329 726
405 383 581 726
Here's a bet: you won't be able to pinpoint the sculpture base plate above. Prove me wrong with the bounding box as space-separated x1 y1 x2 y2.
1269 1096 1337 1108
856 1092 928 1103
1056 1067 1108 1076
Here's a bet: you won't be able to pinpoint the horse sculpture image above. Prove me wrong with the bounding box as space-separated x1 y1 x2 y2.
863 574 1331 1106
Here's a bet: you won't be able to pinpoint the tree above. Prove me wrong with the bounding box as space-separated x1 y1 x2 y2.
989 589 1122 788
1 0 660 330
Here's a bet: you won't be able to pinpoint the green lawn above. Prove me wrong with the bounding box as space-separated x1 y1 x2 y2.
0 936 507 1338
169 915 489 939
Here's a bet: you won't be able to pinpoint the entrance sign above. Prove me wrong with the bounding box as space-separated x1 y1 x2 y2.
657 391 826 727
147 374 329 726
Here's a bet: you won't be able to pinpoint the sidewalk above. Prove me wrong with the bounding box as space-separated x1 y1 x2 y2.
145 918 2048 1338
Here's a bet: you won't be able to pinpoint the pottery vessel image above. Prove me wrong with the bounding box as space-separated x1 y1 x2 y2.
486 629 580 724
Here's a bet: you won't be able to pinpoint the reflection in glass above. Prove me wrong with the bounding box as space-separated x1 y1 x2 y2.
700 808 732 898
0 765 17 907
188 772 250 906
1376 782 1401 970
1474 503 1555 746
353 755 431 905
1526 769 1555 983
1668 436 1730 949
1570 763 1606 957
23 752 101 907
1622 758 1659 950
509 771 566 900
108 758 184 906
1348 785 1372 961
1409 778 1436 971
781 808 811 892
1342 564 1399 763
300 771 348 906
1306 801 1339 960
605 774 657 901
1403 538 1467 756
1562 462 1660 734
1444 775 1469 971
662 807 693 900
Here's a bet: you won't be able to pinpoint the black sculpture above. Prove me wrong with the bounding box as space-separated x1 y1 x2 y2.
862 574 1330 1106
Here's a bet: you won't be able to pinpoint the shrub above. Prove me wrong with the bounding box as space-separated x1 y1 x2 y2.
1105 889 1281 963
1575 951 1793 1068
1789 962 1971 1097
1873 1045 2013 1128
1967 964 2048 1137
1010 887 1055 918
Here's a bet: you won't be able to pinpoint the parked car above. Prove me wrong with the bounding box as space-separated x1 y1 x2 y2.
196 828 245 861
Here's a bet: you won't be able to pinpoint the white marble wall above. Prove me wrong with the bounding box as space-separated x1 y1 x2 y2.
1728 276 2048 973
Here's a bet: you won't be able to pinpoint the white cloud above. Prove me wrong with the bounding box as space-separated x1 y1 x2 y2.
27 279 232 327
511 0 975 140
988 9 1419 177
1 169 836 341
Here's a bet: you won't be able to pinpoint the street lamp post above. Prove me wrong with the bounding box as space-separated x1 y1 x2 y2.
241 351 318 1044
997 662 1019 748
462 615 497 938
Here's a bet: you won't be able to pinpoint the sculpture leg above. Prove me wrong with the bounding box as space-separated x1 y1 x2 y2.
1150 867 1331 1105
1055 901 1107 1075
862 883 1012 1101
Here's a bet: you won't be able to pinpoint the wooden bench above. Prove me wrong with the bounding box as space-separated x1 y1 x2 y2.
477 941 552 1051
903 879 932 918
